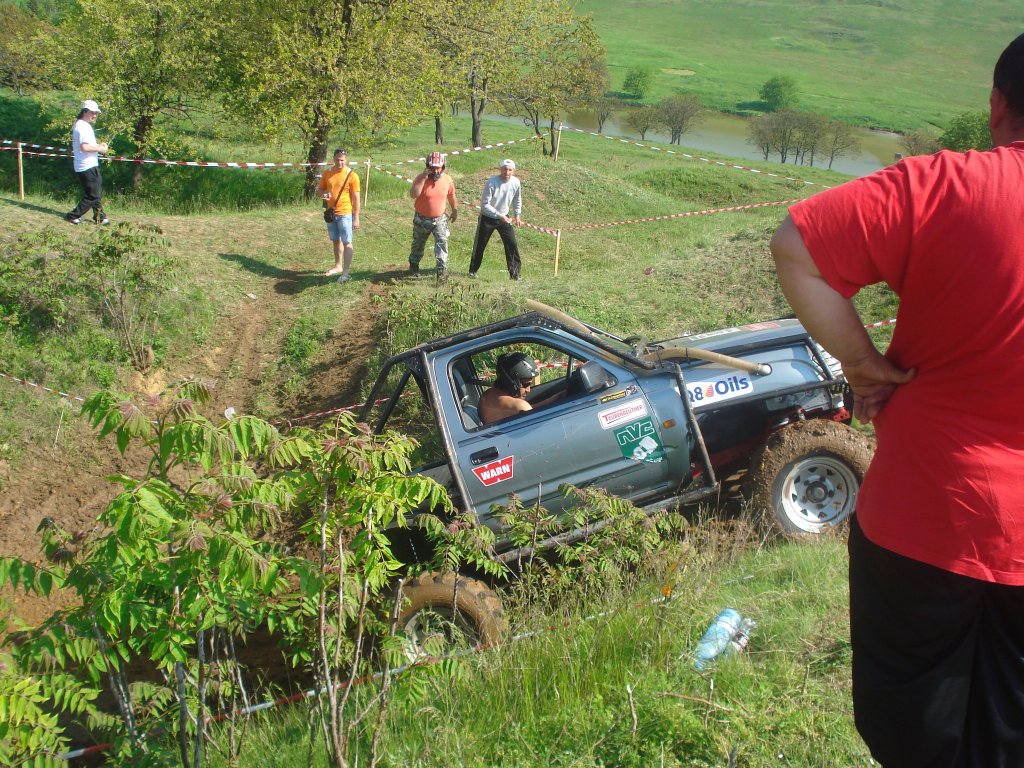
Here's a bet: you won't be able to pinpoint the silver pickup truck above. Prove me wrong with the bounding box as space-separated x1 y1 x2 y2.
360 303 873 646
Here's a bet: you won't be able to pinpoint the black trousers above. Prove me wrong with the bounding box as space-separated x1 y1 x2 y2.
849 519 1024 767
469 215 521 278
68 166 105 220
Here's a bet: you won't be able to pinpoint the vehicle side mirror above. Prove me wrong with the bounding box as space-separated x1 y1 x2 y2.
576 361 616 393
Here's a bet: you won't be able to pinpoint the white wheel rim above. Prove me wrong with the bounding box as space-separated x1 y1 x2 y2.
777 455 859 532
401 607 478 661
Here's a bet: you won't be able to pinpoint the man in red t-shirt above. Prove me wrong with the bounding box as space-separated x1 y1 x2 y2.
770 33 1024 768
408 151 458 278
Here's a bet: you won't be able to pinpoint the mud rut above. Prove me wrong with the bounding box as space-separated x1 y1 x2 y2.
0 272 391 633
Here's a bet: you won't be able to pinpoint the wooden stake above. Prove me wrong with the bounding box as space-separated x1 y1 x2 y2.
17 143 25 200
363 160 371 205
553 229 562 276
553 123 563 162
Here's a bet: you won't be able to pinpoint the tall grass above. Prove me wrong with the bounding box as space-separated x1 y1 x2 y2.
206 522 867 767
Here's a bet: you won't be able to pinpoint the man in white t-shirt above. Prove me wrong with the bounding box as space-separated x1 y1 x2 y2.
65 99 110 225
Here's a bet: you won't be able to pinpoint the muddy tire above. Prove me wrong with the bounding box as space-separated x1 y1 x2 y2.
397 572 506 658
748 420 874 536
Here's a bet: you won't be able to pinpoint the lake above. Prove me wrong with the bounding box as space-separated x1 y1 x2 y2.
563 110 903 178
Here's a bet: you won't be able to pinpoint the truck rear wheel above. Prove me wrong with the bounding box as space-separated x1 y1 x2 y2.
397 571 506 659
748 420 874 536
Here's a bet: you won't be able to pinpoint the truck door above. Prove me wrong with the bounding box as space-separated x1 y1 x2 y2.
439 341 675 529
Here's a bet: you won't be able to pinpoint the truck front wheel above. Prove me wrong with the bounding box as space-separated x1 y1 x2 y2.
397 571 507 659
748 420 874 536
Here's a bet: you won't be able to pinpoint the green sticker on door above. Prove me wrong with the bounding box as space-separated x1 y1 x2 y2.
614 418 665 463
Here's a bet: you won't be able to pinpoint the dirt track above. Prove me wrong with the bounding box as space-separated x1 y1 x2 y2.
0 271 389 628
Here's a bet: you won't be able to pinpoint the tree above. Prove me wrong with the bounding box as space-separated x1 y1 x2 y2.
216 0 436 198
747 109 803 163
793 112 828 166
51 0 218 190
0 4 55 95
824 119 860 169
492 0 606 155
428 0 535 150
593 96 617 134
759 75 798 112
657 94 703 145
622 64 653 99
1 384 484 768
625 105 660 140
900 129 940 157
939 111 991 152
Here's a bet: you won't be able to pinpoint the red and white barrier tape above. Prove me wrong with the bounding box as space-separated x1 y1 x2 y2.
863 318 897 330
560 199 801 232
560 124 834 191
381 133 542 167
1 139 69 153
0 372 85 404
371 164 559 237
2 132 541 172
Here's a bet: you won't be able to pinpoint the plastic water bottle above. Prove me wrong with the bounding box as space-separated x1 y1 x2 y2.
723 617 756 658
692 608 741 670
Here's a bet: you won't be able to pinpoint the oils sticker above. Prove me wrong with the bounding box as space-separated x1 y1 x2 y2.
741 321 781 331
614 418 665 463
472 456 514 486
686 372 753 407
598 398 648 430
598 384 638 404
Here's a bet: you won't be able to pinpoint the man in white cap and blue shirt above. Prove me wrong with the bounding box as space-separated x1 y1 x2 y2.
66 99 110 225
469 158 523 280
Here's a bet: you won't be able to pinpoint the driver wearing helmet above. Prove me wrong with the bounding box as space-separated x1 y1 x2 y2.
478 352 562 424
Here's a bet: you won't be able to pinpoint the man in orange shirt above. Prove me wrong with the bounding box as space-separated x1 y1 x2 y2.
318 148 361 284
408 151 458 278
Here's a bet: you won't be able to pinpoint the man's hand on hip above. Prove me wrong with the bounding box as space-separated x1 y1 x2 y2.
842 352 915 423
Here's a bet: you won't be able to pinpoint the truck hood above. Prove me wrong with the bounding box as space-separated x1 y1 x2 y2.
655 318 810 358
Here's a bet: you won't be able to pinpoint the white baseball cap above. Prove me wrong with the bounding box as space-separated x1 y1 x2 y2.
81 99 101 113
500 158 516 170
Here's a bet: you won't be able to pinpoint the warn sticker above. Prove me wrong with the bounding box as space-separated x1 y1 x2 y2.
598 398 648 430
472 456 514 486
686 372 753 407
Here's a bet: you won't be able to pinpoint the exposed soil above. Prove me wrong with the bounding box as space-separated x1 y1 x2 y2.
0 269 392 629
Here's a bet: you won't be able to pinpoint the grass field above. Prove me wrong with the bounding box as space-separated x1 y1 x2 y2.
0 48 911 760
586 0 1018 131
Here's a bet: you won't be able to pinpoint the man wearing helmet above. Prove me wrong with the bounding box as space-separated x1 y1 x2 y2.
479 352 565 424
409 151 459 278
479 352 539 424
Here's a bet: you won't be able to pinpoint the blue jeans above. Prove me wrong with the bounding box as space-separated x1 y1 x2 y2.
327 214 353 244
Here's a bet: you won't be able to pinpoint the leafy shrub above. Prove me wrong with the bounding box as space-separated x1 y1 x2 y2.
0 224 174 370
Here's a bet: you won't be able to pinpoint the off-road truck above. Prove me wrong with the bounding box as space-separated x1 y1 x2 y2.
359 301 873 646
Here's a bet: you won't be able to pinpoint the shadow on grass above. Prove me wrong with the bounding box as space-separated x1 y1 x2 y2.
0 195 66 217
219 252 337 295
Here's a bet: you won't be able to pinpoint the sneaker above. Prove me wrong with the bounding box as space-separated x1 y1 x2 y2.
336 273 350 284
408 263 420 274
436 269 449 282
510 274 521 281
98 216 110 226
66 215 81 225
468 271 477 279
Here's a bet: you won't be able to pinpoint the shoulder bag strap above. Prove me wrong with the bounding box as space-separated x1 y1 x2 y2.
327 168 354 210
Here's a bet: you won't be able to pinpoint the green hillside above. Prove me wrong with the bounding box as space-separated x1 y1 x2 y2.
585 0 1017 130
